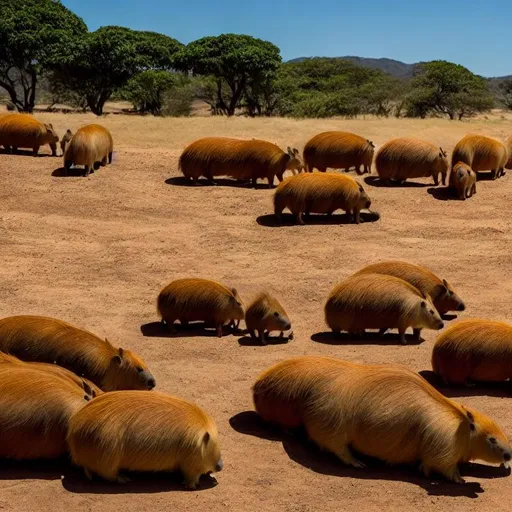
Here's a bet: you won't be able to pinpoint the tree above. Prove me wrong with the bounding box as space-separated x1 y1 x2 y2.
498 79 512 110
408 60 494 120
0 0 87 112
175 34 281 116
49 27 183 115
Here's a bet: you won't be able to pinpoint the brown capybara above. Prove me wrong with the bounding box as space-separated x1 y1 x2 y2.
273 172 372 225
245 293 292 345
432 319 512 386
375 138 449 185
63 124 114 177
451 134 508 180
157 278 245 337
0 315 155 391
179 137 301 188
253 356 512 483
354 261 465 315
0 366 90 459
505 135 512 169
449 161 477 200
0 114 59 156
303 131 375 175
0 352 102 399
325 274 444 344
67 390 223 487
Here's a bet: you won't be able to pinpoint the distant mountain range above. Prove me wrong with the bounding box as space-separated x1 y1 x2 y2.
288 56 511 82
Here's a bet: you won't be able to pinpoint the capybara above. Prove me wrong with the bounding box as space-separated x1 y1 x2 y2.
245 293 292 345
179 137 300 188
432 319 512 386
375 138 449 185
63 124 114 177
325 274 444 343
274 172 372 225
0 114 59 156
449 161 477 200
505 135 512 169
253 356 511 483
303 131 375 175
451 134 508 180
67 390 223 487
0 315 155 391
157 278 245 337
354 261 465 315
0 366 90 459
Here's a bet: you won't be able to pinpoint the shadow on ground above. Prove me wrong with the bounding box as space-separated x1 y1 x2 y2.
140 321 239 339
364 176 432 188
311 331 423 346
165 177 272 189
256 211 380 228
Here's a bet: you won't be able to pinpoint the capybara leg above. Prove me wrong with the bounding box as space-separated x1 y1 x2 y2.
356 166 364 176
365 165 371 174
33 146 40 156
116 474 132 484
84 468 94 481
182 469 201 489
249 330 257 339
259 330 267 346
331 328 341 338
93 161 101 170
216 324 223 338
471 183 476 196
413 328 422 341
101 156 107 167
252 178 258 188
433 174 439 186
332 445 365 469
296 212 305 225
108 152 113 164
399 328 407 345
267 176 274 188
437 465 465 484
353 210 361 224
491 169 498 180
378 328 388 337
441 171 447 186
84 165 90 177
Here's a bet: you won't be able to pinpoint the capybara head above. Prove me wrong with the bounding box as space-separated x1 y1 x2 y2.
432 279 465 313
418 300 444 330
44 123 59 153
201 431 223 475
438 147 449 170
286 147 304 174
266 305 291 332
60 129 73 155
105 346 156 391
230 288 245 321
357 184 372 210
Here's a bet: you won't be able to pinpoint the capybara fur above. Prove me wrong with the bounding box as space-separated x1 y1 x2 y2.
64 124 114 177
179 137 296 188
157 278 245 337
273 172 372 225
253 356 512 483
505 135 512 169
375 138 449 185
303 131 375 175
432 319 512 386
67 390 223 488
449 161 477 200
0 114 59 156
245 293 292 345
325 274 444 344
354 261 465 315
451 134 508 180
0 366 90 459
0 315 155 391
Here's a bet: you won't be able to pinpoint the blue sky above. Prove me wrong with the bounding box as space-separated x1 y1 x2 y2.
62 0 511 77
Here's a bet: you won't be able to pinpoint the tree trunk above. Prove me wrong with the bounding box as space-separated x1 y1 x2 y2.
226 77 246 116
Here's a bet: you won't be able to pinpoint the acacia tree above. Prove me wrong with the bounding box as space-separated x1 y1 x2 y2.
176 34 281 116
0 0 87 112
49 27 183 115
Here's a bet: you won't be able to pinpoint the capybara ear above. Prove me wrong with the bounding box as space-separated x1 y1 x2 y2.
442 279 449 287
82 379 93 397
44 123 52 132
203 432 210 446
231 288 238 296
466 410 476 431
118 347 124 358
421 301 427 309
293 148 300 155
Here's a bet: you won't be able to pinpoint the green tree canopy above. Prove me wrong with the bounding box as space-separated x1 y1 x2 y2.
498 79 512 110
175 34 281 116
0 0 87 112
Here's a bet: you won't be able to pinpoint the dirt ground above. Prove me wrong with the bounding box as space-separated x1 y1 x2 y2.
0 112 512 512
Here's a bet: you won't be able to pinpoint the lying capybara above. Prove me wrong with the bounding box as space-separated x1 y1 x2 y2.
67 390 223 487
157 278 245 337
505 135 512 169
179 137 301 187
325 274 444 343
0 366 90 459
451 134 507 180
375 138 449 185
449 161 477 200
432 319 512 386
274 172 372 225
245 293 292 345
253 356 511 483
63 124 114 177
303 131 375 175
0 114 59 156
0 315 155 391
354 261 465 315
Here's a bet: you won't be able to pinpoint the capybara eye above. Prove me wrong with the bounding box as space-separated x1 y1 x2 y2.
136 367 143 373
430 310 435 315
274 312 280 317
489 437 497 444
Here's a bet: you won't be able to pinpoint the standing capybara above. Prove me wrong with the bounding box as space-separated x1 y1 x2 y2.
179 137 301 188
63 124 114 177
375 138 449 185
505 135 512 169
245 293 292 345
325 274 444 343
157 278 245 337
0 315 155 391
253 356 512 483
432 319 512 386
274 172 372 225
354 261 465 315
449 161 477 200
303 131 375 175
0 114 59 156
451 134 508 180
67 391 223 487
0 366 90 459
